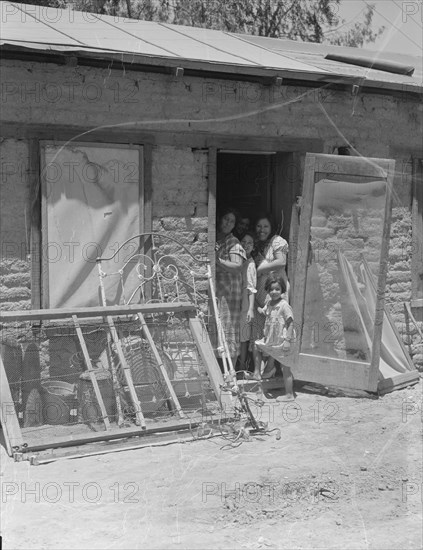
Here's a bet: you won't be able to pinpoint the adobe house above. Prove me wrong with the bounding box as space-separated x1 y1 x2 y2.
0 1 422 379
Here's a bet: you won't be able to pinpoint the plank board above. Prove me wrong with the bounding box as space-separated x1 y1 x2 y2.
314 154 392 177
21 411 223 452
294 353 371 391
0 302 196 322
188 315 227 407
378 371 420 395
72 315 110 430
367 160 396 391
0 354 24 453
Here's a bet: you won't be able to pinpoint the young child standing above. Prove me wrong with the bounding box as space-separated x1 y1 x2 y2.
238 232 257 372
254 274 295 401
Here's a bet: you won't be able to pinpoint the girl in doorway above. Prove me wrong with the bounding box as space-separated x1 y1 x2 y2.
215 207 246 368
255 274 295 401
238 232 257 372
252 213 290 379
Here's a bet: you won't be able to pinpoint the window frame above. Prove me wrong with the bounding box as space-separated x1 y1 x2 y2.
411 157 423 308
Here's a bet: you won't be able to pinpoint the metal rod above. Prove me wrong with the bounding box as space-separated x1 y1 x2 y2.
97 262 125 427
137 312 185 419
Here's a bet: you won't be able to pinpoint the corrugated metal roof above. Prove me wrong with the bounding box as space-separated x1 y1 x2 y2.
1 1 421 93
243 35 423 84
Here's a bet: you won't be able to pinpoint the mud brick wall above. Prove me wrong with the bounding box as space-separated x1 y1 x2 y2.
0 138 31 311
150 145 209 306
0 59 422 366
385 158 422 370
387 208 422 369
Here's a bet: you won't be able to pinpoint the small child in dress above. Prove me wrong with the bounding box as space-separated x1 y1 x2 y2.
254 274 295 401
238 232 257 371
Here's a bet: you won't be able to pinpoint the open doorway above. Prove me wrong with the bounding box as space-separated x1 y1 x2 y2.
214 149 298 375
216 151 295 252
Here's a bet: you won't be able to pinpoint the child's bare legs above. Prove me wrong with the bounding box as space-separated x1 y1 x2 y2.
252 345 263 380
277 365 294 401
262 356 276 378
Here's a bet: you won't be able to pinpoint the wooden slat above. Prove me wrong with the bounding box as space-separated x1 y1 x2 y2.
273 152 295 240
292 153 316 370
0 302 196 322
293 353 371 391
142 144 154 301
411 158 423 302
105 315 146 429
0 123 322 154
22 413 223 452
0 407 13 457
39 142 50 309
138 145 145 236
368 160 395 392
208 146 217 280
0 354 24 453
136 313 185 418
72 315 110 430
215 136 323 154
143 143 153 233
378 370 420 395
314 154 392 178
32 431 216 464
288 200 300 297
102 325 125 428
29 138 41 310
188 316 229 408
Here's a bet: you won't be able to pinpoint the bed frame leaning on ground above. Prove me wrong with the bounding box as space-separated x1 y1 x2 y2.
0 232 243 463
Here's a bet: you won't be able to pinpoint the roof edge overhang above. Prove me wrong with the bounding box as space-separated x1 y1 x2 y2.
1 42 422 98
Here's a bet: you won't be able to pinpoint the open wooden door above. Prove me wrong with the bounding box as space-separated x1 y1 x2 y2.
291 153 419 393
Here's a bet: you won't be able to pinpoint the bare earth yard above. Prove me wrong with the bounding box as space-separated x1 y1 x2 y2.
1 381 422 550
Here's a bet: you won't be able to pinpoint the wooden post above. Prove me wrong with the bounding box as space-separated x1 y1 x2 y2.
72 315 110 430
207 265 229 376
143 144 153 302
368 161 395 392
106 316 146 429
411 158 423 306
0 354 24 454
207 147 217 280
292 153 316 371
29 138 42 310
188 315 228 408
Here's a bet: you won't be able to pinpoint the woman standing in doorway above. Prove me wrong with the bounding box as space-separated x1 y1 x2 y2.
252 214 289 379
215 207 246 368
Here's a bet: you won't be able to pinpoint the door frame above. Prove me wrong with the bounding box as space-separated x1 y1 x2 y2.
292 153 396 392
39 140 144 309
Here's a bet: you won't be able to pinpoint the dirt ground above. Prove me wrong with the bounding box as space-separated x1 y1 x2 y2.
1 380 422 550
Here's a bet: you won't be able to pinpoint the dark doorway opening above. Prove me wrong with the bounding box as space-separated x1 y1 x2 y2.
217 152 274 219
216 151 295 245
